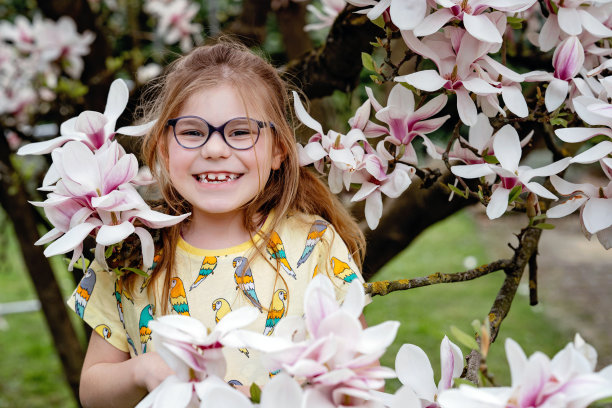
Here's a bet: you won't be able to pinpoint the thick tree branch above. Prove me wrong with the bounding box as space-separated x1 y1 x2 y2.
281 5 384 99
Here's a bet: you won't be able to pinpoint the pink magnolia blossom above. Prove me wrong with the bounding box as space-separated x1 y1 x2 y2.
413 0 536 43
437 334 612 408
345 0 428 30
304 0 346 31
451 125 570 219
144 0 203 52
259 275 399 407
547 159 612 249
367 83 449 165
538 0 612 52
393 336 463 408
396 28 502 126
17 79 155 158
136 309 259 408
31 141 189 270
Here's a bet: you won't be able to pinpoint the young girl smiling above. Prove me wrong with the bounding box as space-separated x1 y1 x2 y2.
70 40 368 407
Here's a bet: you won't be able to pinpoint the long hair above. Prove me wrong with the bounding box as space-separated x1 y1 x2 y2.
136 39 365 313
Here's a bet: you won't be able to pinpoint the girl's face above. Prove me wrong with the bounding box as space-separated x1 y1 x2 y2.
167 84 282 223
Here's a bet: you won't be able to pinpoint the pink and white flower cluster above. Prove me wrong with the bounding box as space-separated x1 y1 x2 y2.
144 0 203 52
438 334 612 408
294 84 449 229
0 15 94 118
18 79 188 271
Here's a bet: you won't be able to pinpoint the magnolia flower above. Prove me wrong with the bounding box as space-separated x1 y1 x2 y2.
368 83 449 165
144 0 202 52
136 309 259 408
437 335 612 408
304 0 346 31
451 125 570 219
396 28 502 126
345 0 428 30
547 159 612 249
394 336 463 407
17 78 155 160
259 275 399 407
31 141 189 270
413 0 536 43
538 0 612 52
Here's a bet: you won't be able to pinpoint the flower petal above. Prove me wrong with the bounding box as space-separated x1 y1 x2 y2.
486 187 511 219
493 125 521 171
103 79 129 134
571 141 612 164
582 198 612 234
394 71 447 92
44 222 99 256
463 13 502 43
451 163 495 179
545 78 569 112
390 0 427 30
292 91 324 135
395 344 437 401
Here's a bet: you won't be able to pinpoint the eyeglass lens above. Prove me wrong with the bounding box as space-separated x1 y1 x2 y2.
173 117 260 149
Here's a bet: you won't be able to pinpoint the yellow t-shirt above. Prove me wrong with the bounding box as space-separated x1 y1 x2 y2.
67 212 366 387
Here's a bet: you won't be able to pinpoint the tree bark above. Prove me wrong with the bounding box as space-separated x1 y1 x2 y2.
0 134 85 404
281 5 384 99
274 2 312 61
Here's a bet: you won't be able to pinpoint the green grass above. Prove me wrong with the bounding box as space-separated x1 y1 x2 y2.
364 209 570 393
0 208 573 406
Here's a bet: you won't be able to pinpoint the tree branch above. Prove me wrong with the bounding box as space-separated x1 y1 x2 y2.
364 259 511 296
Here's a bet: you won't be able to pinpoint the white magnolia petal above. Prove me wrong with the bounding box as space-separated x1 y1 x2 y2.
573 96 611 126
395 344 437 401
292 91 324 135
389 0 427 30
44 222 99 256
103 79 129 130
58 141 101 189
493 125 521 171
486 187 511 219
298 142 328 166
547 196 588 218
558 7 582 35
341 279 366 320
456 88 478 126
351 181 379 202
380 166 413 198
390 386 421 408
555 127 612 143
364 191 383 229
394 71 446 92
197 381 252 408
260 374 303 408
463 13 502 43
469 113 494 152
580 9 612 37
132 210 190 228
505 338 528 387
329 147 356 169
521 157 570 181
96 222 135 245
438 336 463 391
116 119 157 136
596 226 612 249
16 136 73 156
413 9 454 37
451 163 495 179
462 78 501 95
524 181 558 199
215 306 259 334
539 15 561 52
571 141 612 164
545 78 569 112
550 174 598 197
502 85 529 118
481 55 524 83
34 228 64 246
583 198 612 233
134 227 154 271
359 321 400 354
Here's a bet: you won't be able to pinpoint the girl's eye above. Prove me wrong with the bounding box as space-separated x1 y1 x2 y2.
227 129 252 138
179 129 205 137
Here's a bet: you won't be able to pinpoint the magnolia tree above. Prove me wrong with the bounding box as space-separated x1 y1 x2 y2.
2 0 612 406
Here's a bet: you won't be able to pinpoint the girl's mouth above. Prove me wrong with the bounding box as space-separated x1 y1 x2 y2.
194 173 241 184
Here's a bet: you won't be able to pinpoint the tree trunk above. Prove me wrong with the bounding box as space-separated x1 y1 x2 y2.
0 135 85 404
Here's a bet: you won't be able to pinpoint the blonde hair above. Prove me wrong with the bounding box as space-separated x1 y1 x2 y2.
136 39 365 313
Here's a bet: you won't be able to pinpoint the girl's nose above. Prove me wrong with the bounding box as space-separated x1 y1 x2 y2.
200 131 231 159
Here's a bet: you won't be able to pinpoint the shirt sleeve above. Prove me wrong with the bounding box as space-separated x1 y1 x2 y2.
66 263 130 352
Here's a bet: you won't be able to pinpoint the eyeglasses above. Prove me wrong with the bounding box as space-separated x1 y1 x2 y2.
167 116 274 150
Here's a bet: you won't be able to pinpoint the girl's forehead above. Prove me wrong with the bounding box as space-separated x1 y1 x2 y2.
179 83 270 119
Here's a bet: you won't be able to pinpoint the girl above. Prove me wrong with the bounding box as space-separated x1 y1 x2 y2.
69 40 368 407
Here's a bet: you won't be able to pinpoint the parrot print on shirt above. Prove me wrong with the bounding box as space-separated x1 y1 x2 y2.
139 304 154 353
233 257 262 312
95 324 111 339
266 231 296 279
297 220 329 267
191 256 217 290
114 279 126 327
127 332 138 356
141 251 161 292
212 298 249 357
330 257 357 283
74 268 96 318
263 289 286 336
169 277 190 316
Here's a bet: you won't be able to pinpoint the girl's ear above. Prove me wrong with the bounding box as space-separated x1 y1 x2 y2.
271 143 284 171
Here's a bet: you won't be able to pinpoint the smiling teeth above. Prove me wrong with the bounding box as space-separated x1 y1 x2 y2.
197 173 239 183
